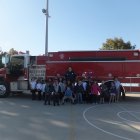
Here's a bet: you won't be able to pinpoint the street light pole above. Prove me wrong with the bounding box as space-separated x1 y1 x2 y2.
45 0 49 56
42 0 49 56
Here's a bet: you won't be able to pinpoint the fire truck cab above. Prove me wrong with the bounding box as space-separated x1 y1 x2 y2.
0 53 46 97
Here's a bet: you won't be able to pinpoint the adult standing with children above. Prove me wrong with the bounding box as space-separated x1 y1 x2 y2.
109 81 117 103
114 77 121 102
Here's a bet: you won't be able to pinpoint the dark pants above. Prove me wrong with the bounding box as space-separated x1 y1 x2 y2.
52 93 60 106
42 92 45 100
59 92 64 103
89 94 94 103
44 94 51 105
31 89 36 100
93 94 99 103
85 93 91 103
37 90 42 100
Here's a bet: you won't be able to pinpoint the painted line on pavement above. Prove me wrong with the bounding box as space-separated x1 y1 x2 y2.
83 105 134 140
117 111 140 123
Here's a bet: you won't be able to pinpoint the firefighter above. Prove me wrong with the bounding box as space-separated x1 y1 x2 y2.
65 66 77 83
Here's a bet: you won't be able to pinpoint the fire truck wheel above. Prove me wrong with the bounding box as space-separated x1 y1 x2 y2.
0 82 9 98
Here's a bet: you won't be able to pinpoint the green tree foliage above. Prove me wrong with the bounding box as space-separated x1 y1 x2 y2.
100 37 136 50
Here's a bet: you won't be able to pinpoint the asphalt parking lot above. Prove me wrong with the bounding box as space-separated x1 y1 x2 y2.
0 93 140 140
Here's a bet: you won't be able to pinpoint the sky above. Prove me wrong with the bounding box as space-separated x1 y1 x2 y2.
0 0 140 55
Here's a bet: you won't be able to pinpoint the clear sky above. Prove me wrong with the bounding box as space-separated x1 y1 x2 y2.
0 0 140 55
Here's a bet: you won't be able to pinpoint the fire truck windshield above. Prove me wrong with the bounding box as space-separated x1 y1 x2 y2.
10 56 24 68
10 56 25 75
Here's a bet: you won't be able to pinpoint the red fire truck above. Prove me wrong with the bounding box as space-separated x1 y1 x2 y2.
0 49 140 97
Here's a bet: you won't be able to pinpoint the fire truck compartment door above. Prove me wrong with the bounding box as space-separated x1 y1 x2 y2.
18 81 28 90
10 81 28 91
10 82 18 91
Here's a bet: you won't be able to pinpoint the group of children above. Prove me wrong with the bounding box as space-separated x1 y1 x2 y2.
30 76 121 106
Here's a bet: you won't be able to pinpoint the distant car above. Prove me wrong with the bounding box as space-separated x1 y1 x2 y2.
103 80 125 101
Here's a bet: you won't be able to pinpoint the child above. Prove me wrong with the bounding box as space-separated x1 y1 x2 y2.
53 79 61 106
75 80 84 104
62 86 75 104
44 78 54 105
36 79 42 100
100 81 108 104
30 78 37 100
91 81 101 104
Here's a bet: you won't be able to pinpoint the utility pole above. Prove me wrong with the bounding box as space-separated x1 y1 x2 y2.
42 0 49 56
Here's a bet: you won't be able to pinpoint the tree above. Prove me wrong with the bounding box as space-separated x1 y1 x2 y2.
100 37 136 50
8 48 18 55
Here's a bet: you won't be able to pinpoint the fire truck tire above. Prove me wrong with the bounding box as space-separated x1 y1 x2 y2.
0 82 9 98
